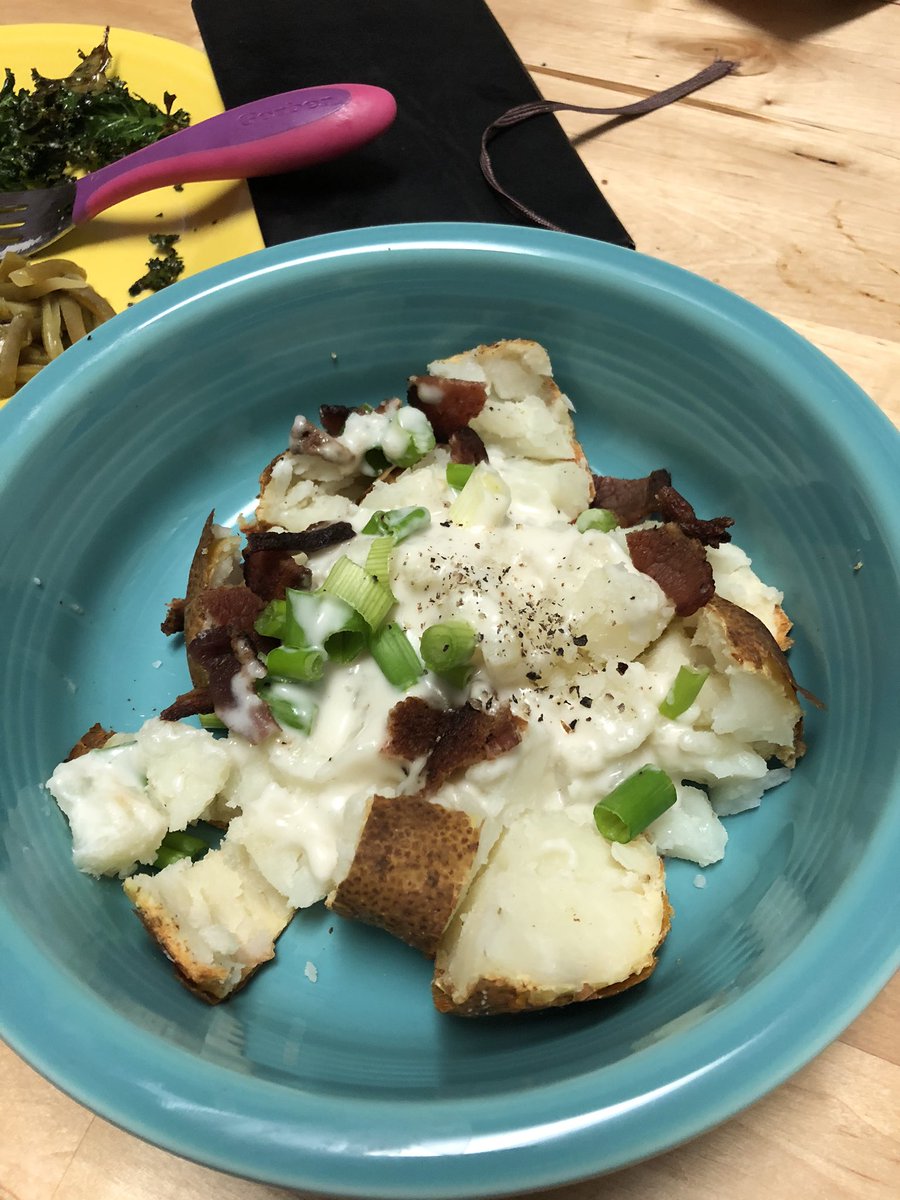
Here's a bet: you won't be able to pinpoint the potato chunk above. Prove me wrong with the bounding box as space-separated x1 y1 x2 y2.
693 596 804 766
327 795 482 957
432 812 669 1016
124 840 294 1002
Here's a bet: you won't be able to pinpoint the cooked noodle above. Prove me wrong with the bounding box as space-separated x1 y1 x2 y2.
0 253 115 399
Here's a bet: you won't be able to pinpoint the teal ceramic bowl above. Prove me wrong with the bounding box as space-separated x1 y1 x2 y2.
1 225 898 1197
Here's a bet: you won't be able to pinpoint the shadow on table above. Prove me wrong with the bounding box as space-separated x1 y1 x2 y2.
704 0 891 41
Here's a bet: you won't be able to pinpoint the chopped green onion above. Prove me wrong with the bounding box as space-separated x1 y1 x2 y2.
361 505 431 544
576 507 619 534
659 666 710 719
153 830 208 869
254 598 288 639
437 662 475 690
259 680 318 734
420 621 477 673
447 464 511 527
369 622 424 690
446 463 475 491
365 446 391 474
323 611 368 664
593 766 677 843
365 535 393 580
265 644 326 683
322 555 395 629
198 713 226 730
382 407 436 468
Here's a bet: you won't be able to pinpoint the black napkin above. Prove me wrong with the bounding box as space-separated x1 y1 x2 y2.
191 0 634 248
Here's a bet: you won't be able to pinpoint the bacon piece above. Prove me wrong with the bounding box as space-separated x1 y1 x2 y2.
242 549 311 601
319 399 399 437
288 415 355 464
384 698 524 797
65 723 114 761
407 376 488 442
626 523 714 617
319 405 350 437
654 485 733 547
244 523 355 556
448 426 488 465
161 597 185 636
160 687 213 722
191 586 264 632
186 628 277 744
591 469 672 527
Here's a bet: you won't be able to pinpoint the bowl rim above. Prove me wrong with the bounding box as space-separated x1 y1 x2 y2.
1 222 899 1198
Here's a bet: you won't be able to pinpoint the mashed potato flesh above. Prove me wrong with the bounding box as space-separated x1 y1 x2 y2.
48 338 801 919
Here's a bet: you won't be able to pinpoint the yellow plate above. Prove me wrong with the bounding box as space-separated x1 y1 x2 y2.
2 24 264 313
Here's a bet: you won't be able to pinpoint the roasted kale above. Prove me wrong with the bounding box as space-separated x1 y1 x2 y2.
0 29 190 191
128 234 185 296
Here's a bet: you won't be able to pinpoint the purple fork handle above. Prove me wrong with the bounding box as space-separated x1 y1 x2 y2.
72 84 397 223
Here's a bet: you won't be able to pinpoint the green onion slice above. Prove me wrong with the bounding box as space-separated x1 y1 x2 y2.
658 666 710 719
364 446 391 474
265 644 326 683
436 662 474 690
446 463 475 491
323 610 368 664
383 407 436 468
258 680 318 734
254 598 288 640
420 620 477 673
361 505 431 544
365 535 393 580
576 507 619 534
593 765 677 843
198 713 227 731
153 830 208 869
369 622 424 690
321 555 395 628
284 588 357 652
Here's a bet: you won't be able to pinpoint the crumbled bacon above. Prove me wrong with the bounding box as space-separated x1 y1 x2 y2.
289 415 354 464
160 687 213 722
244 523 355 556
65 723 114 761
190 586 264 633
407 376 488 442
320 398 398 437
591 469 672 526
242 549 311 601
384 697 524 796
186 628 277 743
160 597 185 636
626 523 714 616
654 485 733 547
448 426 488 465
591 470 733 546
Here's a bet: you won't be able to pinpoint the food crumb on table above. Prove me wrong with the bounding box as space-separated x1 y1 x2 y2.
693 874 707 889
304 960 318 983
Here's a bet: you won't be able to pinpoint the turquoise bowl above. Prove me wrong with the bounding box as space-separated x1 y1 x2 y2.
1 225 898 1197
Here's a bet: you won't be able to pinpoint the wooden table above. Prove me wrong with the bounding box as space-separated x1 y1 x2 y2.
1 2 897 1198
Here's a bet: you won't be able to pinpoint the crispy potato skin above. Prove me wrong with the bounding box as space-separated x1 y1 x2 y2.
124 882 275 1004
703 594 805 765
64 723 114 761
432 897 673 1017
183 511 242 687
327 795 482 958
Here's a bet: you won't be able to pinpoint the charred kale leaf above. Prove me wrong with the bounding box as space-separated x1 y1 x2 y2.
0 29 190 191
129 233 185 296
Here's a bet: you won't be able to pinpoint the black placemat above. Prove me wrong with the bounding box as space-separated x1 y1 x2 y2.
191 0 634 248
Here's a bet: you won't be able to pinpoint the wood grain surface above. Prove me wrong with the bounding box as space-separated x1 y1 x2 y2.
1 1 897 1198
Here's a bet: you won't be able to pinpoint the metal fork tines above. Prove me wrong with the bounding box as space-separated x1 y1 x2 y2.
0 185 76 258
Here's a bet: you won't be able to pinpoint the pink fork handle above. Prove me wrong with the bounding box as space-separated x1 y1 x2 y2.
72 84 397 223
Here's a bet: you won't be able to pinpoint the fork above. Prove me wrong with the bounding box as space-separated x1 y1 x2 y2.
0 83 396 258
